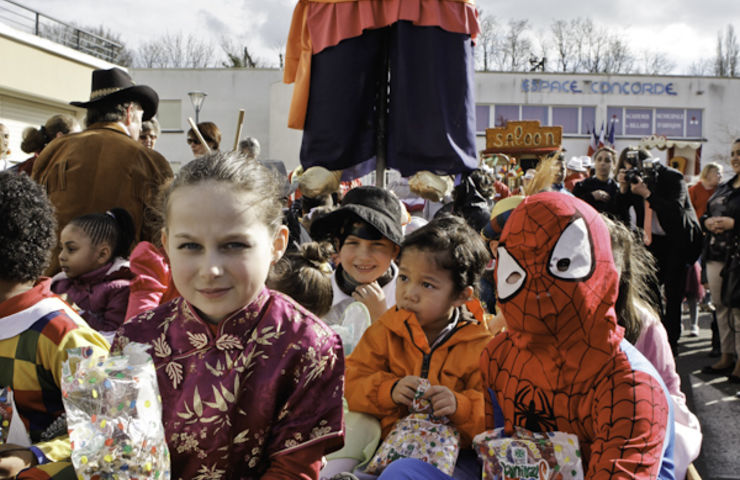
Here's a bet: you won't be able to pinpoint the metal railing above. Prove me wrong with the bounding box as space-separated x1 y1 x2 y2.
0 0 122 63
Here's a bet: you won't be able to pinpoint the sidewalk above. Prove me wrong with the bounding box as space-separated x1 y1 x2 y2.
676 310 740 480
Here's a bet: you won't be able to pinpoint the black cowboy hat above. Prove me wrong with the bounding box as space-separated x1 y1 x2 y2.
70 68 158 121
310 186 404 246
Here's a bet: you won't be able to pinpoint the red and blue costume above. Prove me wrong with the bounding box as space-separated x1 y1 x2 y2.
482 192 675 479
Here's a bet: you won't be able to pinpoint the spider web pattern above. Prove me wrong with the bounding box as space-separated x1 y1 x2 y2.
483 193 671 479
482 340 670 479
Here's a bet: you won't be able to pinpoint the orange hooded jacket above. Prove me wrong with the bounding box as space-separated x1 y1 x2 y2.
345 306 492 447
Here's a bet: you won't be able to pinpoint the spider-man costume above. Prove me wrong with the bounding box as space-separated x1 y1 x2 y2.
482 192 675 480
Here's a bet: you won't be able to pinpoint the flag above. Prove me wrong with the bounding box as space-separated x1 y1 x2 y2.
607 122 616 148
597 123 606 149
587 125 598 156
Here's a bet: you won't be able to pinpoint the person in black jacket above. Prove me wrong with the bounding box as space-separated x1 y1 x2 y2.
700 139 740 382
616 147 701 355
573 146 621 218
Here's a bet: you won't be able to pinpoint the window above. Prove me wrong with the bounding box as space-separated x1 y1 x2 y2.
606 107 702 139
686 109 702 138
522 105 547 125
580 107 596 136
655 109 685 137
476 105 490 133
606 107 623 136
494 105 519 126
624 109 653 136
552 107 578 134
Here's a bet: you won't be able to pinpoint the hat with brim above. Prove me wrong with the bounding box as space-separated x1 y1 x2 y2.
70 68 158 121
481 195 525 241
408 171 454 203
310 186 404 246
565 156 586 173
298 166 342 198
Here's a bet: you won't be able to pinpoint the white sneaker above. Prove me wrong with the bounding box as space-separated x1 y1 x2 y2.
689 325 700 337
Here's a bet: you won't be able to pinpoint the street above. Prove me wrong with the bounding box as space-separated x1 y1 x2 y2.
677 310 740 479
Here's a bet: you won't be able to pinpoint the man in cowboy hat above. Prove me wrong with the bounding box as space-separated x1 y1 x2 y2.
32 67 173 274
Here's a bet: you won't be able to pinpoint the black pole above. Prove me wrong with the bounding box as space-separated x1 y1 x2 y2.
375 32 390 188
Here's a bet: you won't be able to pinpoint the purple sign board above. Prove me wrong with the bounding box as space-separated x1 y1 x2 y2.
624 109 653 136
655 109 684 137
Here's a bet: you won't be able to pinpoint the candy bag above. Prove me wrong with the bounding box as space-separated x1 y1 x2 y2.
0 386 31 446
61 343 170 479
365 379 460 475
473 427 584 480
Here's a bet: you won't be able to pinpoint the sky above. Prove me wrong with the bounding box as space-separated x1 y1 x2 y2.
16 0 739 74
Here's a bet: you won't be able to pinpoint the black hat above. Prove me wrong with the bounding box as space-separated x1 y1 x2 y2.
70 68 158 121
310 186 404 246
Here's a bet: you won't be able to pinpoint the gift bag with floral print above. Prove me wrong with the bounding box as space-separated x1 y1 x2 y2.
365 379 460 475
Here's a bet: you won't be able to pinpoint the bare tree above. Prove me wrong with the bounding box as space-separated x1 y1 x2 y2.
688 58 713 76
501 19 533 71
221 39 261 68
550 19 578 72
475 12 500 71
133 33 215 68
715 24 739 76
638 51 676 75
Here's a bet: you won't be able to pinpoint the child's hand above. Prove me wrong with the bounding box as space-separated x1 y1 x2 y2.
424 385 457 417
391 375 421 407
352 282 387 321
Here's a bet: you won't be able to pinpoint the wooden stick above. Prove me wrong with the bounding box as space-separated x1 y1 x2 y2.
187 117 212 154
233 109 245 152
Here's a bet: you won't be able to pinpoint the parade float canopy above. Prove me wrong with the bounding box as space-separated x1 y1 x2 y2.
638 134 702 151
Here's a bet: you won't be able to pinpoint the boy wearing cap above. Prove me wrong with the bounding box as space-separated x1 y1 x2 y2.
311 186 403 325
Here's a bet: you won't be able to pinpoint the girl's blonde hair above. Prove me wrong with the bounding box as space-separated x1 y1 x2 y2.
700 162 722 180
603 215 660 343
160 151 286 234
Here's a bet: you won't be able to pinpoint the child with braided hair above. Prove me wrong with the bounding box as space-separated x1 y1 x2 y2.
51 208 136 339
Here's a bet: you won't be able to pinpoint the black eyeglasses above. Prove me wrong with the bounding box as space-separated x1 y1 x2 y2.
187 137 201 145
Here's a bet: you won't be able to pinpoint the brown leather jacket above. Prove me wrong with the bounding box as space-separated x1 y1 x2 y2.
32 123 173 274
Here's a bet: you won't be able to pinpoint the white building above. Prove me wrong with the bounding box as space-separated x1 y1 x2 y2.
131 68 739 177
2 11 739 178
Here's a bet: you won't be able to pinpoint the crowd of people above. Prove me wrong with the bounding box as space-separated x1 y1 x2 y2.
0 63 739 480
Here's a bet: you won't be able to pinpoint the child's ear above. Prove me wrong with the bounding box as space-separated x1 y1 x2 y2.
96 243 112 265
271 225 290 264
160 228 169 256
453 286 474 307
392 244 401 260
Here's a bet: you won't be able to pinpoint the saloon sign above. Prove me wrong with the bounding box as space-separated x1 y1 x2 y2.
486 120 562 153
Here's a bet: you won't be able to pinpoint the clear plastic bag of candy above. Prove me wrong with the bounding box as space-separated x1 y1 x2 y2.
473 426 584 480
0 386 31 446
61 343 170 479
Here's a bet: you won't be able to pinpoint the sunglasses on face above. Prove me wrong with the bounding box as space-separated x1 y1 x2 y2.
187 137 201 145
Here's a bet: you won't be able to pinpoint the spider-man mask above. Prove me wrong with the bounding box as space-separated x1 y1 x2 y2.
495 192 622 386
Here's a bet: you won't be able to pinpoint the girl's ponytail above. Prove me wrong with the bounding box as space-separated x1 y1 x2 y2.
107 208 136 258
